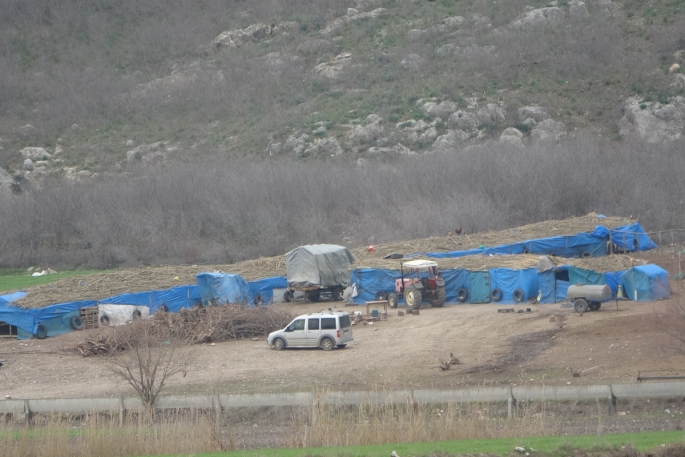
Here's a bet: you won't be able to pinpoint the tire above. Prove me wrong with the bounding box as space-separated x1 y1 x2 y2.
430 287 446 307
35 324 48 340
574 298 589 313
387 293 399 309
100 314 111 326
306 290 321 302
332 287 344 302
513 289 525 303
456 287 469 303
375 291 389 301
589 301 601 311
490 288 503 302
581 251 592 258
273 338 286 351
132 309 142 320
70 315 84 331
405 286 422 310
284 290 292 303
320 337 335 351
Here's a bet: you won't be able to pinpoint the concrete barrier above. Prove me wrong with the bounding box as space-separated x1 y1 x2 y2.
2 382 684 418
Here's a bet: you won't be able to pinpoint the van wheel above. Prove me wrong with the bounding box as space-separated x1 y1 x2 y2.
320 337 335 351
273 338 286 351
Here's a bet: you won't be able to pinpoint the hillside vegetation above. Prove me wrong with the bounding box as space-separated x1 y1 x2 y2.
0 0 683 268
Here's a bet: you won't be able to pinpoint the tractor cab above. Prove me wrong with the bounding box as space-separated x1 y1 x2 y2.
387 259 446 310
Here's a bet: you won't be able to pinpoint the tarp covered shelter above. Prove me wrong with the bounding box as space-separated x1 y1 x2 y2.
620 265 671 301
286 244 357 288
421 223 655 260
99 285 202 313
196 272 251 305
247 276 288 305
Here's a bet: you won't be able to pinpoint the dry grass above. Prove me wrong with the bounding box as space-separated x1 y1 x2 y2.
0 410 223 457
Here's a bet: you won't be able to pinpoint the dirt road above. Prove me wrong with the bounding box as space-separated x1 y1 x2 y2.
0 282 683 400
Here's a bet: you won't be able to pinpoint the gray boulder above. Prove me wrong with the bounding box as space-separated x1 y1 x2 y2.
302 138 343 157
20 147 52 160
447 111 479 132
518 106 551 123
367 143 415 155
313 53 353 79
477 104 506 125
212 24 271 49
422 100 458 119
400 53 425 71
322 8 387 35
531 119 567 141
126 141 176 165
511 7 566 28
618 97 684 143
569 1 590 19
17 124 37 137
499 128 525 148
23 159 35 171
432 129 471 150
348 115 384 144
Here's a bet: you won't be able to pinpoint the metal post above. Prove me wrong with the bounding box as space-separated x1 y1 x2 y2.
119 397 124 427
508 386 517 419
608 385 616 415
24 400 32 427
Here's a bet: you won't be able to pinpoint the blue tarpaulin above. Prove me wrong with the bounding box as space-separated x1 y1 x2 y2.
488 268 539 304
0 291 27 304
555 280 570 302
568 267 606 287
196 272 251 305
350 268 403 305
99 285 201 313
421 223 656 260
538 270 556 304
620 265 671 301
247 276 288 306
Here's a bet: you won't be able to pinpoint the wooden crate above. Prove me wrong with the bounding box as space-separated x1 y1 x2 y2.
80 306 100 329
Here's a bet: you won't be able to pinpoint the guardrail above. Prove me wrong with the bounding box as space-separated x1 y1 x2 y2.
2 382 684 423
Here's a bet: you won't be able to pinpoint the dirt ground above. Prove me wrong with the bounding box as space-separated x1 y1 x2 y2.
1 281 684 400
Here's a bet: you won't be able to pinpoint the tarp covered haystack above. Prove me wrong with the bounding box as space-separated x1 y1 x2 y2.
196 272 251 305
621 265 671 301
286 244 357 288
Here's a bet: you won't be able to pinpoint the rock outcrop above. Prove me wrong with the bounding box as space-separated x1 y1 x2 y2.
126 141 177 165
618 96 685 143
212 24 272 49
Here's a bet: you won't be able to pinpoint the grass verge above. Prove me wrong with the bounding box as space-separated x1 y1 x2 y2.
187 431 685 457
0 269 112 293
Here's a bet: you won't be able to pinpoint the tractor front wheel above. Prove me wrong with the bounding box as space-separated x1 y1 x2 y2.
430 287 446 307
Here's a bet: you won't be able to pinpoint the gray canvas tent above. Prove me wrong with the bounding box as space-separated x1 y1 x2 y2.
286 244 357 288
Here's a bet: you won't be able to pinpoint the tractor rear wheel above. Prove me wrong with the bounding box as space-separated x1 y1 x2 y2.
405 286 422 310
430 287 446 307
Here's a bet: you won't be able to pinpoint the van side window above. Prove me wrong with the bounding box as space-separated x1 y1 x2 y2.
321 317 336 330
291 319 305 331
308 318 320 330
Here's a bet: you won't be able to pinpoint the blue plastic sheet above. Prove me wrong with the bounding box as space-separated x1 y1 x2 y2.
247 276 288 306
620 265 670 301
568 267 606 287
488 268 539 304
538 270 556 304
611 223 658 252
99 285 201 313
196 272 251 305
0 291 27 304
555 280 570 302
604 271 626 298
350 268 402 305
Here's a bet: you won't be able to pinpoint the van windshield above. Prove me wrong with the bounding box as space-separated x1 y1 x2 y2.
339 314 351 328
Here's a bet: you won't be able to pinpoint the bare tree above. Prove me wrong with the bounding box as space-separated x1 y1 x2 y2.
108 324 191 415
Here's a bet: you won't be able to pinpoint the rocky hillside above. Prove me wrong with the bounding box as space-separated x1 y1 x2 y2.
0 0 684 193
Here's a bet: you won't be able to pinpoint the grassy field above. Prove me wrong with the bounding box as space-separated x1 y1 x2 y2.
0 269 111 293
150 431 685 457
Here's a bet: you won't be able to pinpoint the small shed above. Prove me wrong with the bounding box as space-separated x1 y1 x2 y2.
620 265 671 301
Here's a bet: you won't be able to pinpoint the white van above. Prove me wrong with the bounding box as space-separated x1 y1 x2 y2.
267 312 353 351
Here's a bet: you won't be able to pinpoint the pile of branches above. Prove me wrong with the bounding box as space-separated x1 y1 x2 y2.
156 305 293 344
72 306 293 356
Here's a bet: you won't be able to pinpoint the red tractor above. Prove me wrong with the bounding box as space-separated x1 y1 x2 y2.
383 260 446 310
